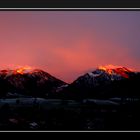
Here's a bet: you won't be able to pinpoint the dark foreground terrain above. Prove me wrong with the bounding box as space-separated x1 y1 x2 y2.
0 97 140 130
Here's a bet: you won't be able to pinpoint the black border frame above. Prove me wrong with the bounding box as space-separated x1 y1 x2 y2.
0 1 140 135
0 0 140 8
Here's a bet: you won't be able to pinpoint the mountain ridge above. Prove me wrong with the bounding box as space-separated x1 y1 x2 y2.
59 65 140 99
0 65 139 99
0 67 66 98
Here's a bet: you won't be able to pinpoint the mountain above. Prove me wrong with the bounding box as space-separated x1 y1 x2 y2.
0 67 66 98
72 65 134 87
61 65 140 99
0 65 139 100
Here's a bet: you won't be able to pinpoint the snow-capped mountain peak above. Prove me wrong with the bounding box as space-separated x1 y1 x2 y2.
0 67 66 98
15 66 33 74
98 65 133 78
72 65 135 88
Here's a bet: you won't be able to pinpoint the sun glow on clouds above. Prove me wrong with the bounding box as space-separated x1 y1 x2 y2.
0 12 139 83
4 36 135 83
0 37 138 83
48 39 98 82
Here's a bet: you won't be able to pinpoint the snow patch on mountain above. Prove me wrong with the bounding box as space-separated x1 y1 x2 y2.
72 66 134 88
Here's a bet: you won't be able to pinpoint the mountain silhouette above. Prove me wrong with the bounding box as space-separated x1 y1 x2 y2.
0 65 139 100
0 68 66 98
60 66 140 99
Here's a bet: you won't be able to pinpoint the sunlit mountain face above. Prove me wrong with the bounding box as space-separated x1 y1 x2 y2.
0 66 66 98
0 64 139 99
15 66 33 74
73 65 135 86
98 65 133 78
60 65 140 99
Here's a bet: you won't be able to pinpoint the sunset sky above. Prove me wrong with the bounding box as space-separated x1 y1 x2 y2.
0 11 140 83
